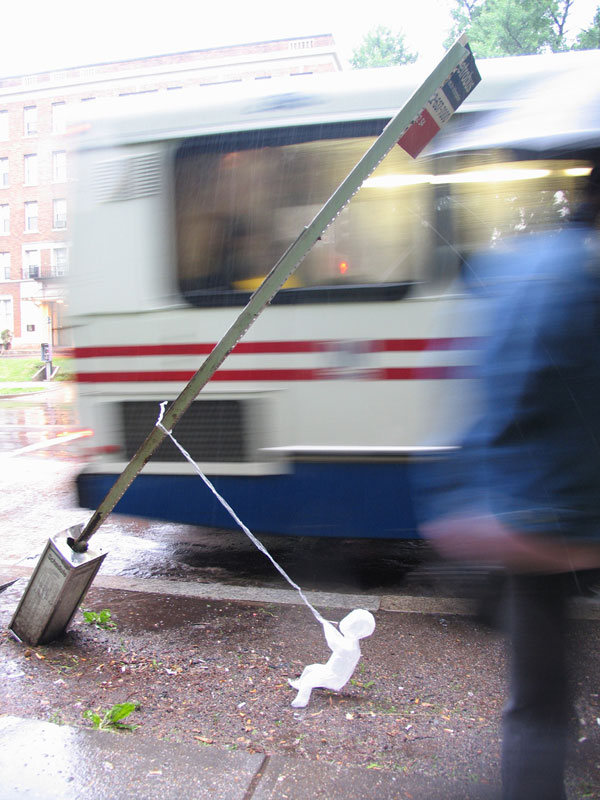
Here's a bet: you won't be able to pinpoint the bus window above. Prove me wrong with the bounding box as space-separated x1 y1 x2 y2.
441 156 593 258
174 125 434 305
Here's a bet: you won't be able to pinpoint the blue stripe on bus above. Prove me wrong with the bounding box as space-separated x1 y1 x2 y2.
76 462 420 540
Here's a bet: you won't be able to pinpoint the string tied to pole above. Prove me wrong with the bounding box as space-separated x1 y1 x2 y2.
155 402 328 626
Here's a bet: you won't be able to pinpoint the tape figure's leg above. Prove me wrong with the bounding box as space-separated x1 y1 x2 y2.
291 685 313 708
289 664 319 689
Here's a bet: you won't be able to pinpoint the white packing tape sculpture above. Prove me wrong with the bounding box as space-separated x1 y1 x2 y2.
289 609 376 708
157 404 376 707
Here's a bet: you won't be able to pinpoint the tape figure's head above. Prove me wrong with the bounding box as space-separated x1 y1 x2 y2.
339 609 376 639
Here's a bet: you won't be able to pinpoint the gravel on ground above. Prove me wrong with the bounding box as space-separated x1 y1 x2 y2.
2 581 600 798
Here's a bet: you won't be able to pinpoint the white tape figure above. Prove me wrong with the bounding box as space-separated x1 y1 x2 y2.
289 609 376 708
157 404 376 709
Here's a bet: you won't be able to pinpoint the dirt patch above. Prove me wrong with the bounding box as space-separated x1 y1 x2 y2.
2 582 600 798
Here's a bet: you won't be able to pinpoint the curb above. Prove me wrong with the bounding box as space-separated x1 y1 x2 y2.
2 562 600 619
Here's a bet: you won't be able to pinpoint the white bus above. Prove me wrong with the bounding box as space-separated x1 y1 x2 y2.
69 50 600 539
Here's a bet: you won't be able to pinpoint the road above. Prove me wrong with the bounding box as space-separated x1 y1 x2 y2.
0 384 449 596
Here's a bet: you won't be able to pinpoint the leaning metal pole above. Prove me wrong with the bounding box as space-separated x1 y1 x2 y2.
70 38 476 553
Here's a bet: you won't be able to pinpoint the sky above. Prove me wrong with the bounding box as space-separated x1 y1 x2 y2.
2 0 599 78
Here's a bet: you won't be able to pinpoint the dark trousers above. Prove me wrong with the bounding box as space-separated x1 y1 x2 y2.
501 573 569 800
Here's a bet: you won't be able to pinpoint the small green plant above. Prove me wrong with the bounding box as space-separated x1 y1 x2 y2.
83 702 139 732
350 678 376 689
82 608 117 630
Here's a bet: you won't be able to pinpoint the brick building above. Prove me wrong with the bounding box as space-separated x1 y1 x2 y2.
0 34 341 351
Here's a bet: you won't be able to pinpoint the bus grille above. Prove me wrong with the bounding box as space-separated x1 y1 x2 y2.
121 400 251 462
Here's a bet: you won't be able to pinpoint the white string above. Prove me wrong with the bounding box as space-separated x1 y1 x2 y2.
156 402 327 626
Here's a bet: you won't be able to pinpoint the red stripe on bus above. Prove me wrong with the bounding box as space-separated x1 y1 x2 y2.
76 366 476 383
377 338 483 352
76 369 319 383
73 338 482 359
381 366 477 379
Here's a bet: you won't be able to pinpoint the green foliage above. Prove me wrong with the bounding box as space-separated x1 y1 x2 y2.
82 608 117 630
0 356 73 382
83 702 139 731
470 0 563 56
445 0 598 57
574 6 600 49
444 0 482 48
350 25 418 69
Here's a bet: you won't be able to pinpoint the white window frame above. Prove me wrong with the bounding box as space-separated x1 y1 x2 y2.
0 110 8 141
0 295 13 332
24 154 38 186
0 251 9 280
52 150 67 182
51 246 68 276
53 198 67 229
23 248 40 279
0 157 8 188
0 204 8 235
51 102 66 134
23 106 37 137
24 201 38 232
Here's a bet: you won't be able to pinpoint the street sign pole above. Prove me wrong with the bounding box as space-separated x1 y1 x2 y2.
9 37 480 645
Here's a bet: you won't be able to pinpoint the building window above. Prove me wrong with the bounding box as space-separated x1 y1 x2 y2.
0 110 8 141
51 102 66 134
24 154 38 186
23 106 37 136
24 249 40 279
24 201 38 232
0 158 8 187
0 296 13 331
53 199 67 229
52 151 67 182
0 204 8 235
52 247 68 276
0 252 9 279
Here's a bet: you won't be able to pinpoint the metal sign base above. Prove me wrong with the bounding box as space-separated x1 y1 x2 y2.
9 525 106 646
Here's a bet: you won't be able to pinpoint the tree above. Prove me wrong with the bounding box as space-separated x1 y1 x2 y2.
573 6 600 49
444 0 584 57
350 26 418 68
444 0 482 48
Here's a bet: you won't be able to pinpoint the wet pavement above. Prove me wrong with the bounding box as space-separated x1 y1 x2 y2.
2 571 600 800
2 383 599 798
0 714 499 800
0 383 484 600
0 383 430 597
0 382 79 457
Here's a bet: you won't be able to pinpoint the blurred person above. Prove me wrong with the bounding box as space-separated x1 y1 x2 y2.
416 166 600 800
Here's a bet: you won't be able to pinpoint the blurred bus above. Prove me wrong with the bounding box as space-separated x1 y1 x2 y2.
69 49 600 538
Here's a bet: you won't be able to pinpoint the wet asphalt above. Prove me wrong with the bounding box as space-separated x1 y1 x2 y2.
1 385 600 798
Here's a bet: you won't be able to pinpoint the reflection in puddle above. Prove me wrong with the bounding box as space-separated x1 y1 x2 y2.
0 387 78 453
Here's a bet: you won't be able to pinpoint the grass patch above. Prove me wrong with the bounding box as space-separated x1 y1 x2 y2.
0 357 73 382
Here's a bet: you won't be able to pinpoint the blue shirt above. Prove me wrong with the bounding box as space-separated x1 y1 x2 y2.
417 223 600 540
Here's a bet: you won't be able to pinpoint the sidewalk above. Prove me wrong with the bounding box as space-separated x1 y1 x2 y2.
0 714 499 800
2 569 600 799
